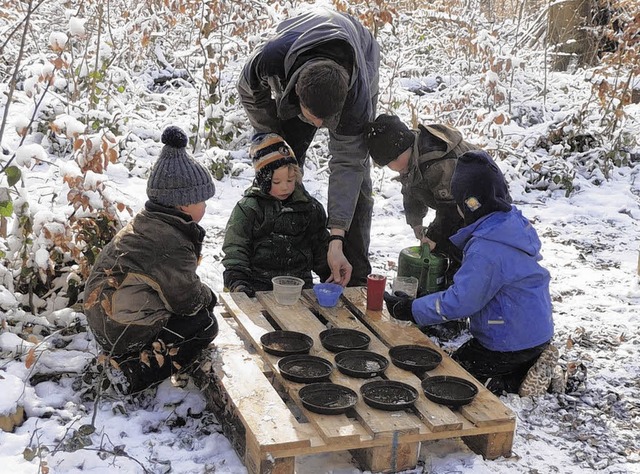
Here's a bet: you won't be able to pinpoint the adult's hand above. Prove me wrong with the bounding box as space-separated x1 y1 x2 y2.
326 244 352 286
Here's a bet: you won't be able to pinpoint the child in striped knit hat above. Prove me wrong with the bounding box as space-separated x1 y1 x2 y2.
221 134 331 295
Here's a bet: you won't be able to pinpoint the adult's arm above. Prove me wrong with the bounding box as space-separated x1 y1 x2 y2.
326 131 368 230
325 131 369 284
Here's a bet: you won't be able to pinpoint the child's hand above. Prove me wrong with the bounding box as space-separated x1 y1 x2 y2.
412 225 426 240
412 225 436 250
384 291 415 322
422 236 436 251
230 281 256 298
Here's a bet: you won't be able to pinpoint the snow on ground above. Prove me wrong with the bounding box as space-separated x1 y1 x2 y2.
0 153 638 474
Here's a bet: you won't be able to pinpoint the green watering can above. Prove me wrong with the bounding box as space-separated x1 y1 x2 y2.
397 243 449 296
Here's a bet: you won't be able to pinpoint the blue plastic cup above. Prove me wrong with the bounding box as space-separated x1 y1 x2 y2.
313 283 344 307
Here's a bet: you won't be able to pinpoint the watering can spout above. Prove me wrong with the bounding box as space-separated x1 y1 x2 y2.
419 242 431 260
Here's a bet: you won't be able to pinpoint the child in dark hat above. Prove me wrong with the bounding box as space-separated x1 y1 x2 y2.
365 114 482 263
222 134 330 295
383 150 557 396
84 126 218 396
366 114 491 340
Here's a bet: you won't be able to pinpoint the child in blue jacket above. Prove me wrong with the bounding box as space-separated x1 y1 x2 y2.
384 150 556 395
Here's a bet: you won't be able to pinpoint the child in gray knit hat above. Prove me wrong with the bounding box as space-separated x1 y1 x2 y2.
84 126 218 396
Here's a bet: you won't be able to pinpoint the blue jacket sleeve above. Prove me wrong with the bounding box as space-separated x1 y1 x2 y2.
411 251 504 326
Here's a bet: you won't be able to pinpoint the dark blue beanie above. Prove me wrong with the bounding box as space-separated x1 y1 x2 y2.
147 126 215 207
451 150 511 225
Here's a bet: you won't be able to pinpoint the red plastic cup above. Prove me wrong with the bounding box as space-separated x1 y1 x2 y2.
366 273 387 311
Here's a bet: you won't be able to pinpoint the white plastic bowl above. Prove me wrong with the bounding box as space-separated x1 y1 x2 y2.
272 276 305 305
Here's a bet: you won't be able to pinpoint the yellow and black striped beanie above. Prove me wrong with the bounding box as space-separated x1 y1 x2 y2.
250 134 297 193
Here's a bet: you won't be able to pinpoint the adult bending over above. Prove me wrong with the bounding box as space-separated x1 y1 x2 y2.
237 7 380 286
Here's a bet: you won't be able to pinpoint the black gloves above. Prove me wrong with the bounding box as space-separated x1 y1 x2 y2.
229 281 256 298
384 291 415 322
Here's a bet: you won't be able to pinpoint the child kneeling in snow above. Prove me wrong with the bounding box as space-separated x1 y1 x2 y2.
84 126 218 396
221 134 330 296
384 150 557 396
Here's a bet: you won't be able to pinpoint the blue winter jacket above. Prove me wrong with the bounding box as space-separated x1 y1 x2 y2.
411 206 554 352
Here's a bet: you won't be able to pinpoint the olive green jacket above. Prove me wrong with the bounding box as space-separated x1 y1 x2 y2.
400 124 476 250
222 184 330 291
84 202 215 354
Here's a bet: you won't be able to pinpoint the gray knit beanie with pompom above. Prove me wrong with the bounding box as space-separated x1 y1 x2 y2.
147 126 215 207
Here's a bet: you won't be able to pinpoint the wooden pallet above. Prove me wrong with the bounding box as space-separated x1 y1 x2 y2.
202 288 516 474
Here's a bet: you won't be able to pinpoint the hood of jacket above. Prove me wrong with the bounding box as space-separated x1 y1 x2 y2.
400 124 470 187
415 124 465 164
451 206 542 258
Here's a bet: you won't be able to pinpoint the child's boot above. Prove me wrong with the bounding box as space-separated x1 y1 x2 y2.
518 344 559 397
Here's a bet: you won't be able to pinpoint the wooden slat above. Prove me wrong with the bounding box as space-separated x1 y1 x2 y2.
213 314 312 453
341 287 515 427
255 292 424 440
303 289 463 433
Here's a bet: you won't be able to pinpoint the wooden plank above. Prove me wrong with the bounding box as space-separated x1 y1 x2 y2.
245 435 295 474
351 438 420 474
220 292 273 341
463 430 514 459
255 292 424 440
214 291 515 468
211 315 312 453
221 293 373 445
341 287 516 428
303 289 463 433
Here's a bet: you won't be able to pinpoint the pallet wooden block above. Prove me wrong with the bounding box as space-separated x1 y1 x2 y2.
206 290 516 474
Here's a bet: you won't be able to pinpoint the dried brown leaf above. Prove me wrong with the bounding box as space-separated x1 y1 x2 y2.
566 336 574 349
25 348 36 369
100 298 112 317
84 287 101 309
